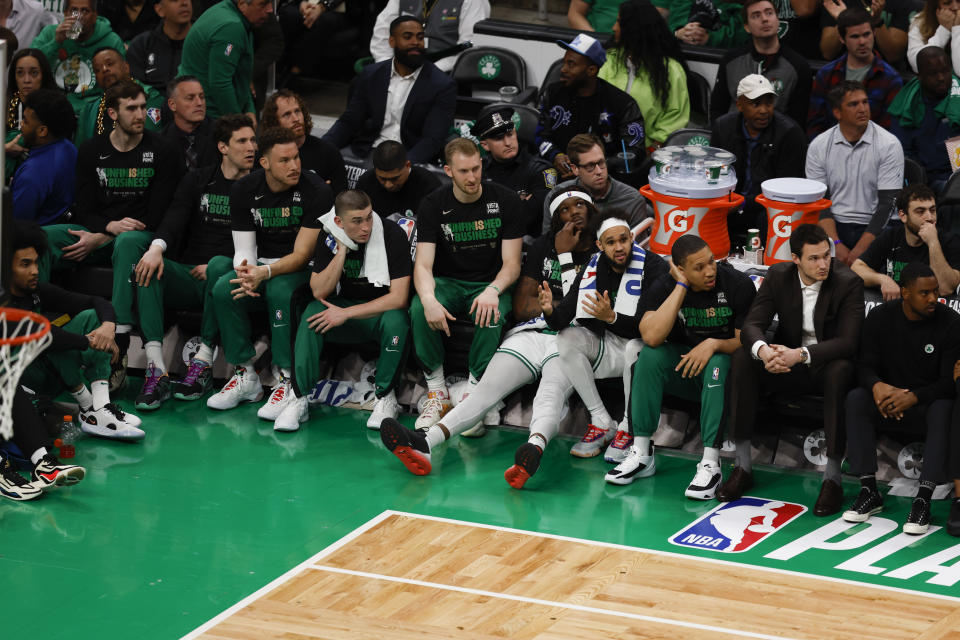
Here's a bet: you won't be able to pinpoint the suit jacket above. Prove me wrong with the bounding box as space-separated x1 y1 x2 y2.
740 260 864 368
321 59 456 164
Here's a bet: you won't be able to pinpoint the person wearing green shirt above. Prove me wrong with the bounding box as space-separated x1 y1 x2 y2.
567 0 623 33
177 0 272 123
29 0 126 113
668 0 749 48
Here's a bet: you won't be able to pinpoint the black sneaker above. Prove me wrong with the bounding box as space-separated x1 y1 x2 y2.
903 497 932 535
31 453 86 490
379 418 431 475
504 443 542 490
135 365 172 410
842 487 884 523
173 359 212 401
947 499 960 537
0 458 42 501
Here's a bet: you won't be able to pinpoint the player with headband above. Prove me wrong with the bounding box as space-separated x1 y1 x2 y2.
379 190 600 488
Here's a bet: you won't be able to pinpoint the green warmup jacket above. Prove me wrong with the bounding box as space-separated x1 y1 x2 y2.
75 79 166 145
177 0 255 117
665 0 749 49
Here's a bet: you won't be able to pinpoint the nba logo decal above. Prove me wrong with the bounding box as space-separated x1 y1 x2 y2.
391 335 399 346
669 497 806 553
712 366 719 381
396 217 415 240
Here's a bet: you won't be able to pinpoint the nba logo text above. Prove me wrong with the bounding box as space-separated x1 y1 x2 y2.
669 497 807 553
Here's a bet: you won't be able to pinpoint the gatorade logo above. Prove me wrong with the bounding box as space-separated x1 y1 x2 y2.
667 208 689 233
772 214 792 238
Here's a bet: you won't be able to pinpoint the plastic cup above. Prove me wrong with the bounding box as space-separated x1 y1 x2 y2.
498 86 519 103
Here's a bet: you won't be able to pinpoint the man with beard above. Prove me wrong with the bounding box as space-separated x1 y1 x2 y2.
535 33 645 181
475 107 557 239
262 89 347 195
161 75 218 172
322 16 456 164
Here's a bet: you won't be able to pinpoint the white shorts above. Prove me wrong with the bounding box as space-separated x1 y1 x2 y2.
496 331 558 377
592 332 640 380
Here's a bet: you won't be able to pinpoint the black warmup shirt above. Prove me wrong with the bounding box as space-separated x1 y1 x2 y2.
299 135 348 196
356 165 441 222
312 221 412 301
7 283 115 352
521 232 594 300
643 262 756 347
156 164 237 265
230 169 332 259
416 182 524 282
860 226 960 284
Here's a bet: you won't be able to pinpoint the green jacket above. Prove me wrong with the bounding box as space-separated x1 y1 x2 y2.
75 79 165 145
30 16 127 113
177 0 255 117
666 0 749 49
888 75 960 129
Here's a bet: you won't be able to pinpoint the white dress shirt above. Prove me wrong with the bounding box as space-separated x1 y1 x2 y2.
8 0 57 48
752 273 822 365
374 60 421 147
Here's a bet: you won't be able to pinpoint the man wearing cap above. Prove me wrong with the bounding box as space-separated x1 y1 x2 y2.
535 33 646 182
475 107 557 239
710 74 806 248
323 16 456 164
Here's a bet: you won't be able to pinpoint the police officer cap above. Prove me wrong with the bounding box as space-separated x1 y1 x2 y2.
472 108 516 140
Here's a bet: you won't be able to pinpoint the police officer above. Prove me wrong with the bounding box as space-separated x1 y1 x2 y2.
474 107 557 239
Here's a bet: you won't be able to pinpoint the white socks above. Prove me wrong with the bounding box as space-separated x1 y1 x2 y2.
71 386 93 410
702 447 720 466
635 435 652 456
425 366 447 394
91 380 110 410
30 447 48 465
425 426 446 449
194 343 214 364
528 433 548 451
115 324 132 334
144 341 166 374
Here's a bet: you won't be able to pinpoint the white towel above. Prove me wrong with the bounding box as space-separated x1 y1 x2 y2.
319 206 391 288
575 242 647 321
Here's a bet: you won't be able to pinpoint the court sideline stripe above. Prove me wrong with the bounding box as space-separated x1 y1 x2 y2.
311 563 803 640
386 510 960 604
178 511 394 640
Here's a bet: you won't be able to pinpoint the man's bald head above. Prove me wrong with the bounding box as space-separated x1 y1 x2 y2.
917 46 952 100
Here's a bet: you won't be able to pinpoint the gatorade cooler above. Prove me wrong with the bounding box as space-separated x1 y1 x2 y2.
641 146 744 259
755 178 831 265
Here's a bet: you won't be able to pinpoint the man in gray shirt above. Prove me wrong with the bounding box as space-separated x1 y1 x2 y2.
541 132 647 236
806 80 903 266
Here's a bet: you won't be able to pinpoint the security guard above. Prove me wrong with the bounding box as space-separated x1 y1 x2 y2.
474 107 557 239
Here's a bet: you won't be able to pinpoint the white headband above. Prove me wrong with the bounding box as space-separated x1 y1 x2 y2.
548 190 593 216
598 217 630 239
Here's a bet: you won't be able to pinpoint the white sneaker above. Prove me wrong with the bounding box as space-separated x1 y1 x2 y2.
207 368 264 410
414 390 451 430
605 444 656 485
367 394 400 430
80 403 145 441
274 396 308 432
685 461 722 500
257 377 294 420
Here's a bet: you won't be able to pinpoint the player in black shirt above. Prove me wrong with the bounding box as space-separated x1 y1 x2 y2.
379 191 598 485
131 115 257 410
402 138 524 432
273 190 413 431
853 184 960 300
206 127 334 424
606 235 756 499
843 262 960 535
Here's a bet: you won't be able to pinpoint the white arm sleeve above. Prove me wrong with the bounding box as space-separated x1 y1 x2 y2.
232 230 258 268
370 0 400 63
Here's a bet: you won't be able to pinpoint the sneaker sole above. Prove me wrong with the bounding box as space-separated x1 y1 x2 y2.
135 395 170 411
0 485 43 501
605 459 656 486
685 488 719 500
842 506 883 523
207 390 264 411
393 446 431 476
460 423 487 438
173 392 205 401
604 449 630 464
504 465 531 489
903 522 930 535
80 426 145 442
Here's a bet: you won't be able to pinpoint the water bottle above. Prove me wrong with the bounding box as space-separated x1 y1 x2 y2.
67 9 83 40
57 415 80 458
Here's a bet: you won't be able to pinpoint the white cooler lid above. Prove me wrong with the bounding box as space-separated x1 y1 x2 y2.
760 178 827 203
648 173 737 199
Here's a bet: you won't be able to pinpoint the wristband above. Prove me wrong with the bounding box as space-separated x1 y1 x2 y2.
266 264 272 280
676 281 689 290
557 252 573 266
833 238 841 245
486 284 501 294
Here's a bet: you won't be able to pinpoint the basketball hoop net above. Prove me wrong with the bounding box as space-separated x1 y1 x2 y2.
0 307 52 441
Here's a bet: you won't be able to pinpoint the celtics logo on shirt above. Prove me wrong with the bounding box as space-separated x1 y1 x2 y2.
96 166 155 188
199 192 231 226
439 217 502 245
679 290 734 332
55 53 94 94
251 205 303 230
886 258 907 283
343 257 363 279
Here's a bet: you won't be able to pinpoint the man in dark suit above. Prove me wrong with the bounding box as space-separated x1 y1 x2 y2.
321 15 456 165
718 224 864 516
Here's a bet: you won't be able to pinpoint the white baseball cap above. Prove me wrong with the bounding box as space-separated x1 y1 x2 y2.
736 74 777 99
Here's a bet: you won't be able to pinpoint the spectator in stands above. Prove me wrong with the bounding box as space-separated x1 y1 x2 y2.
206 127 334 421
598 0 689 150
130 115 257 410
607 235 754 497
667 0 749 48
719 224 864 516
889 47 960 188
843 262 960 535
30 0 126 111
807 9 903 139
475 107 557 239
541 133 648 235
807 80 904 265
5 47 55 175
101 0 160 42
250 9 282 114
276 190 413 431
0 25 18 52
852 184 960 298
161 75 218 172
369 0 489 73
11 89 77 224
262 89 348 195
355 140 441 228
567 0 622 32
9 221 145 441
322 17 455 166
76 47 165 144
278 0 358 82
0 0 57 47
380 191 600 486
546 209 668 462
710 74 806 248
710 0 811 129
406 138 523 431
537 34 646 182
41 80 182 362
127 0 193 93
821 0 910 64
907 0 960 73
178 0 271 122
